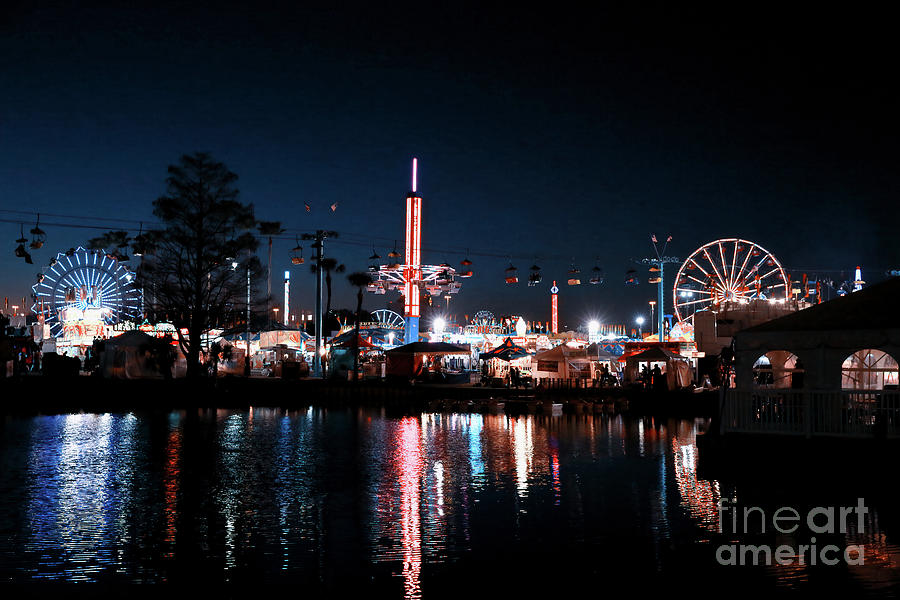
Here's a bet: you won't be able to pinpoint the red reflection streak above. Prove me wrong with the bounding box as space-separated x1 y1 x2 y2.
163 428 181 559
550 440 561 506
398 417 423 600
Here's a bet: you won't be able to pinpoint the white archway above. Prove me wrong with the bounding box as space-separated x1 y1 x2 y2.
752 351 802 389
841 349 899 391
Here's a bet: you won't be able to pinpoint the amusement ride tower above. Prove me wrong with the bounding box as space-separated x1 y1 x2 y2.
367 159 463 343
404 159 422 343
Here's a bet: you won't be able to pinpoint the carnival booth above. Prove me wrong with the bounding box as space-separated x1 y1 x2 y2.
479 337 531 384
586 343 623 384
257 343 307 377
531 344 594 382
623 346 692 390
100 330 172 379
329 331 382 379
385 342 471 382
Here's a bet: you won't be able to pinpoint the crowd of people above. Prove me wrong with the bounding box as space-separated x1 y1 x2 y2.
639 364 665 390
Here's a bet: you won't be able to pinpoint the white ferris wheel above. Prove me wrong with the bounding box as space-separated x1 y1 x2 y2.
673 238 789 323
31 247 143 336
370 309 405 330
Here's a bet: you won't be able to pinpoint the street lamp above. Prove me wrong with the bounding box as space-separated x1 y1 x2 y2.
433 317 446 338
273 307 279 323
636 316 645 339
587 320 599 343
318 345 327 378
648 301 656 337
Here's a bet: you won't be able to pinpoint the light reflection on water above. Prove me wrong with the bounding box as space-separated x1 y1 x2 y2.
0 409 897 594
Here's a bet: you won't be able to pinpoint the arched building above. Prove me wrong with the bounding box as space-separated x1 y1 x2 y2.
724 277 900 438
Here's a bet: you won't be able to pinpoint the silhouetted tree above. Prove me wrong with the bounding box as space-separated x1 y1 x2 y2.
90 153 263 377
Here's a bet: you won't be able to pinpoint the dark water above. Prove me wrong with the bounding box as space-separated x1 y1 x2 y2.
1 408 898 595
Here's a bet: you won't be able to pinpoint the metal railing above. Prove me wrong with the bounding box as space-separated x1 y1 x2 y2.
722 388 900 438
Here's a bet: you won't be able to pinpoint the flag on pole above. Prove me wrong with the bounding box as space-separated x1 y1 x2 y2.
304 203 311 212
666 235 672 242
330 202 338 212
651 234 658 243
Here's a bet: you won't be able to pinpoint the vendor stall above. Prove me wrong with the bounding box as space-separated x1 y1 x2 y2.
623 346 692 390
479 337 532 384
385 341 471 382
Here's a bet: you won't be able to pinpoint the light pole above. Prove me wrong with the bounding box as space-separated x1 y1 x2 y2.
636 316 644 339
230 259 252 377
648 301 656 337
302 230 338 378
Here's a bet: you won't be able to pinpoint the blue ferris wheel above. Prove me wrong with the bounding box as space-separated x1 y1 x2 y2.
31 247 143 337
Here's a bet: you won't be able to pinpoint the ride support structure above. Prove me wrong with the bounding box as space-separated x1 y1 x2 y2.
404 158 422 344
641 234 679 341
550 280 559 334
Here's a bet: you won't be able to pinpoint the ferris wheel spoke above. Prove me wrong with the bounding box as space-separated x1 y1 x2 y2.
702 247 728 293
677 297 714 307
717 241 729 287
688 259 713 280
729 242 739 289
732 247 755 292
757 267 781 281
685 274 709 287
675 287 712 295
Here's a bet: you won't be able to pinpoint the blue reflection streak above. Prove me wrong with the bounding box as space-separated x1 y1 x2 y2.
24 413 136 581
467 414 484 484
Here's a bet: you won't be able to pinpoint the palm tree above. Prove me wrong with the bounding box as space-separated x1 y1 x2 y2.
311 257 345 330
347 272 373 381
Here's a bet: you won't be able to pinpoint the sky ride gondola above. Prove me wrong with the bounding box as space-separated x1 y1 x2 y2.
625 269 639 285
457 250 473 277
505 261 518 284
290 237 305 264
528 263 542 286
13 224 32 263
29 214 46 250
567 260 581 285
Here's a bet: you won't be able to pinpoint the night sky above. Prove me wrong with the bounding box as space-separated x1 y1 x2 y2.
2 2 897 329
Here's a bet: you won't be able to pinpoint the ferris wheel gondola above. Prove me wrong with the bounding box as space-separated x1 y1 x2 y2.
673 238 788 323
